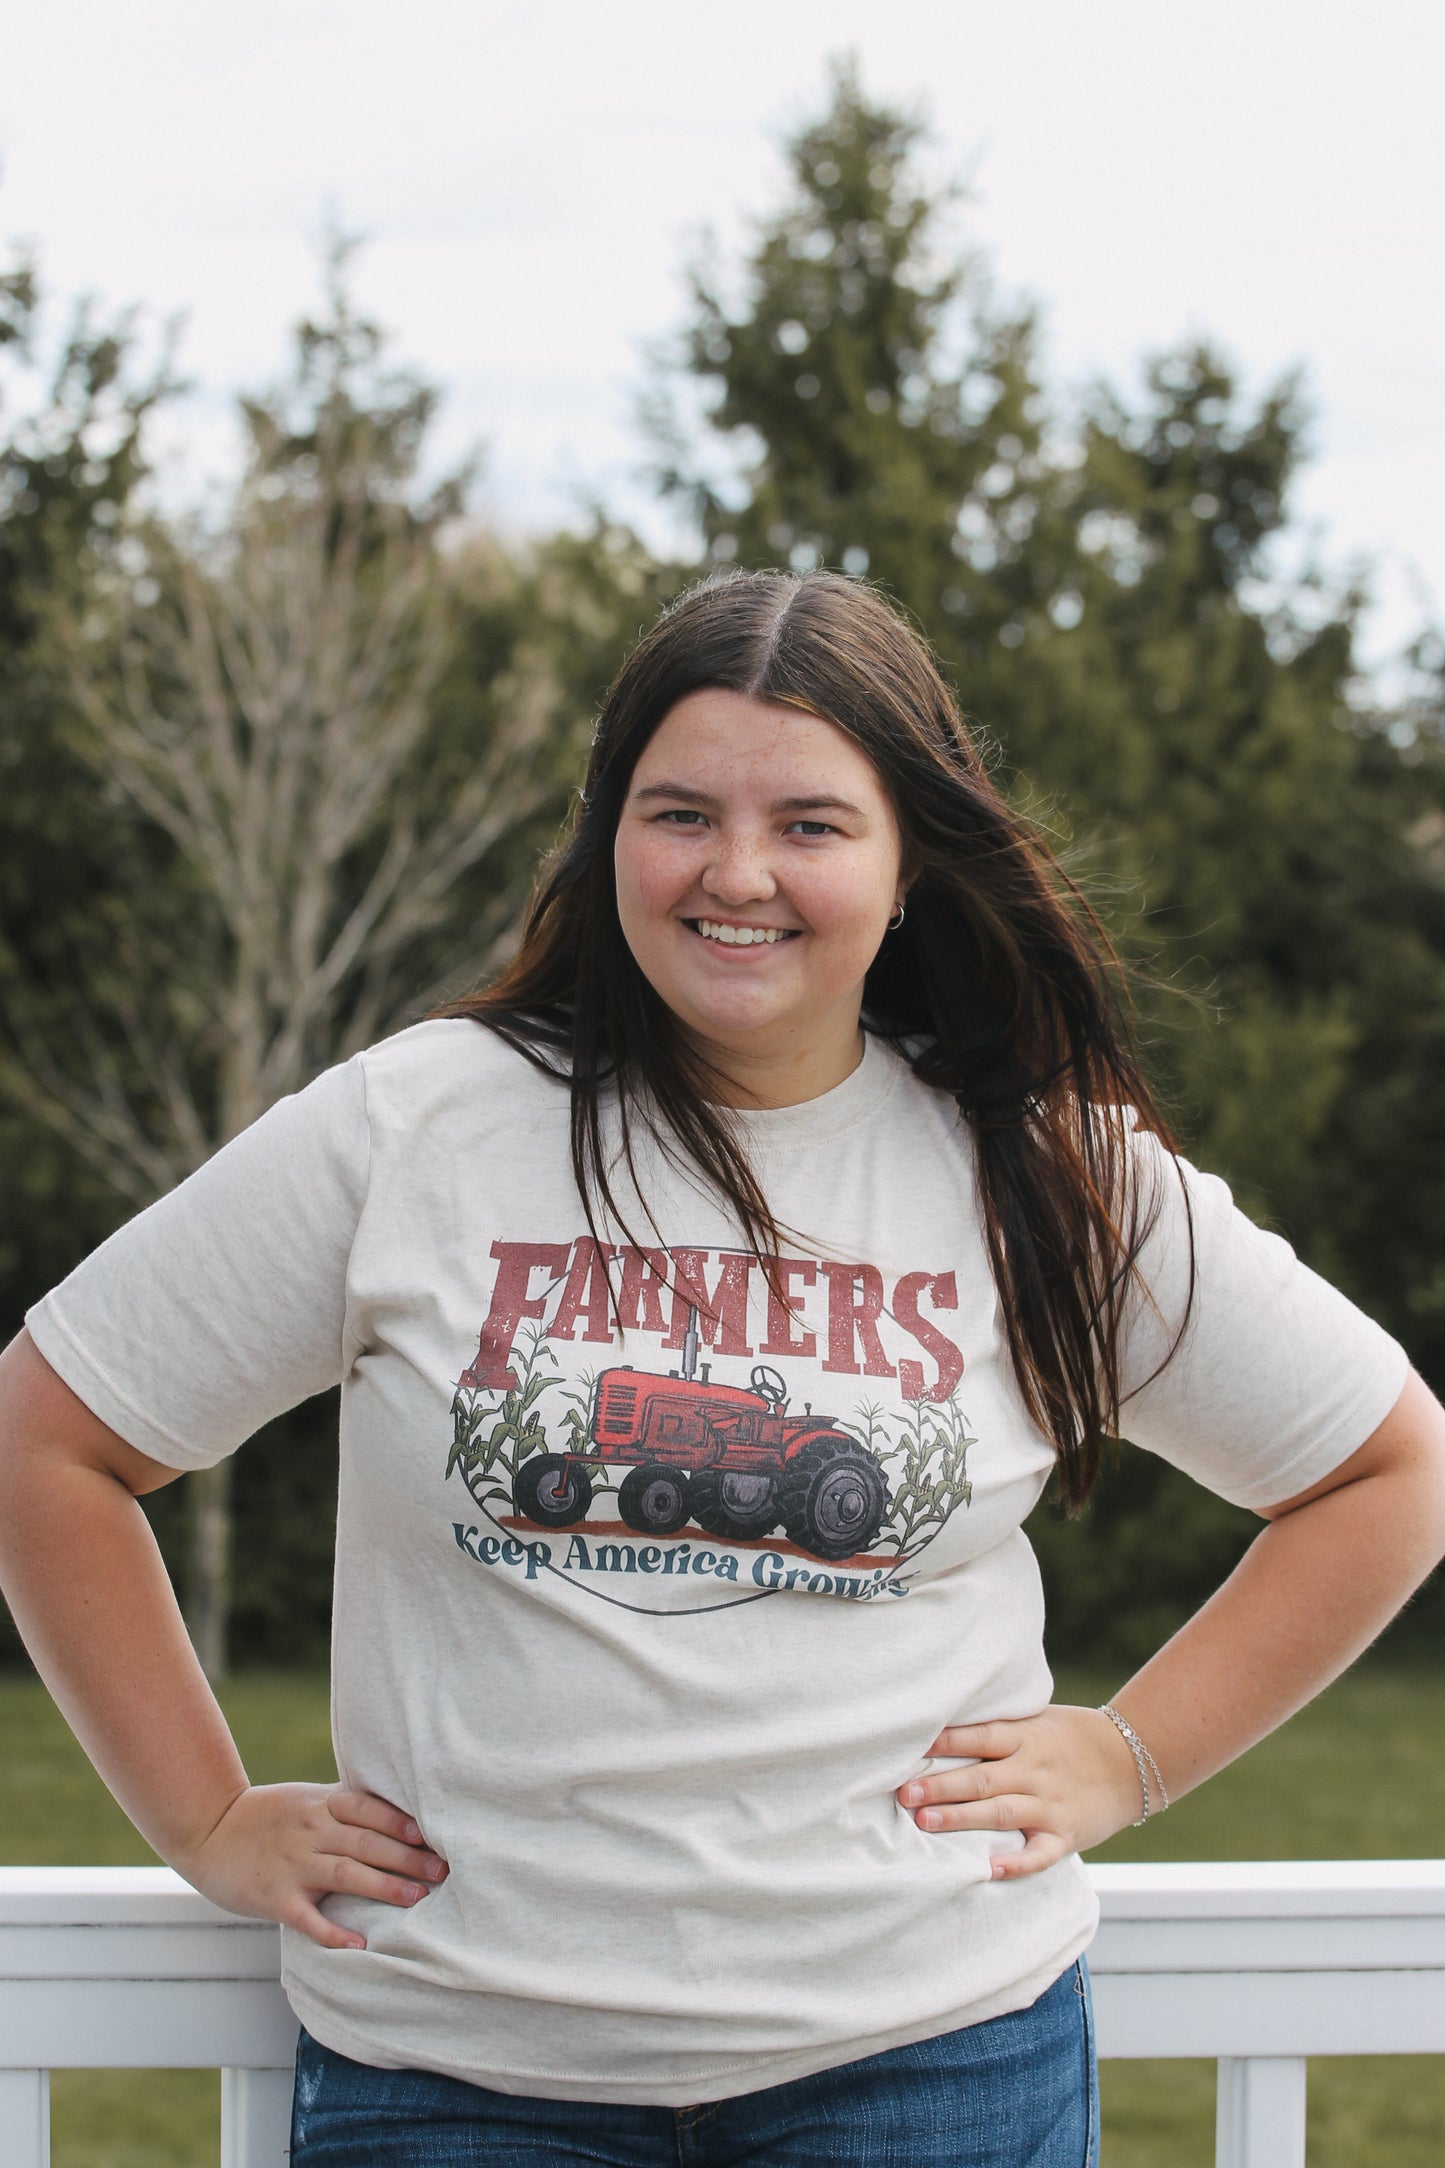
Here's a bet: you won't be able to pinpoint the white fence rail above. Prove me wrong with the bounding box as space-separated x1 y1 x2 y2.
2 1860 1442 2167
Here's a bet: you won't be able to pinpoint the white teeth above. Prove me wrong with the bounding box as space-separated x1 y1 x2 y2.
695 920 791 946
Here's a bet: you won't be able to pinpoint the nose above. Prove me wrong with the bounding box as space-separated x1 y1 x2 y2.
701 827 777 907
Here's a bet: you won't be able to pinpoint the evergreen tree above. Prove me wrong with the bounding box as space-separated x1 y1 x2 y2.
1056 348 1445 1354
657 62 1445 1655
658 59 1445 1366
651 57 1053 639
0 251 181 1334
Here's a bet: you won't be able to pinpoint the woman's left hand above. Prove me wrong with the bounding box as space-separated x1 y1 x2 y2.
896 1705 1146 1879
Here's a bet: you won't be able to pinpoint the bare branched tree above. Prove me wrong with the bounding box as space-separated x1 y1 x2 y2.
2 305 573 1677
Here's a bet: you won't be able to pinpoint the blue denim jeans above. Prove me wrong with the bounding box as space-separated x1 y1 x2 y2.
290 1957 1099 2166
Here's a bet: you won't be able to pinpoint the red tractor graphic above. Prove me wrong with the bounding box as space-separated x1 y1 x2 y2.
513 1308 890 1561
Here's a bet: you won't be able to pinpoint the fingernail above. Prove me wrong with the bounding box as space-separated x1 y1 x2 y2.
406 1882 428 1902
425 1857 446 1881
900 1783 924 1806
347 1934 367 1949
919 1808 942 1830
404 1819 422 1843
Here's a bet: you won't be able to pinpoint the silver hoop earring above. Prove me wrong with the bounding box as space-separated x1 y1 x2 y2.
887 902 906 931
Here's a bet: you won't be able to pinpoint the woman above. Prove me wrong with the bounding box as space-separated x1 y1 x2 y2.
2 570 1442 2167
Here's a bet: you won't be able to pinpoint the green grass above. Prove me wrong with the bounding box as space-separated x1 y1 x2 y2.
1 1663 1440 2165
0 1671 338 1865
1053 1663 1444 1866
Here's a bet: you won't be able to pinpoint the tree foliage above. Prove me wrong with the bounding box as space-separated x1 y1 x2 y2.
656 58 1445 1341
0 253 185 1334
0 248 661 1673
653 60 1445 1654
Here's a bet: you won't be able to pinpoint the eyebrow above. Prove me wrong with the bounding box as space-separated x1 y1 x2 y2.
631 782 868 819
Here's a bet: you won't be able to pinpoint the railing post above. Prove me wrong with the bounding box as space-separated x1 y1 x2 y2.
1216 2056 1306 2168
221 2066 293 2168
0 2070 50 2168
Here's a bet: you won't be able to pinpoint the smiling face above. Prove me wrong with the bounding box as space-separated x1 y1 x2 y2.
613 688 906 1105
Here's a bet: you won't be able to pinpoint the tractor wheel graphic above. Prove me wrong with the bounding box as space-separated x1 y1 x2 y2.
618 1463 692 1536
515 1453 594 1529
779 1435 888 1561
690 1468 779 1541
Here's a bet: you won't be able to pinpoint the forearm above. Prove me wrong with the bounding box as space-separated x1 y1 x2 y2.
1109 1400 1445 1802
0 1423 248 1868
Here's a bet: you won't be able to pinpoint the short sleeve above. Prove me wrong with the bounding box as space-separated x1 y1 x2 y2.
25 1057 371 1470
1115 1127 1410 1511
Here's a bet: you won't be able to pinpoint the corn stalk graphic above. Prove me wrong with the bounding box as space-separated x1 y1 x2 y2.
551 1366 616 1495
844 1393 975 1562
447 1321 557 1510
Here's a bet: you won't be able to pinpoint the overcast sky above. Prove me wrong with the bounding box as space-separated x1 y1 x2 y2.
4 1 1442 674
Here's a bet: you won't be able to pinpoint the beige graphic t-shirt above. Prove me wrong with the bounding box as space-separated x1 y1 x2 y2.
26 1022 1407 2102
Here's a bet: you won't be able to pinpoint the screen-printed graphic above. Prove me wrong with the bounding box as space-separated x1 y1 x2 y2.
446 1239 976 1614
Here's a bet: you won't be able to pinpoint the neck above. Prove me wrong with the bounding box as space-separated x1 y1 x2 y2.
691 1023 867 1110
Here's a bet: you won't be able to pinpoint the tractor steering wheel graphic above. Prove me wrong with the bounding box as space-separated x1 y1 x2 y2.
749 1364 788 1406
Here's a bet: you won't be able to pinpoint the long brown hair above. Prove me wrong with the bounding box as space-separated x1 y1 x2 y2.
441 569 1187 1509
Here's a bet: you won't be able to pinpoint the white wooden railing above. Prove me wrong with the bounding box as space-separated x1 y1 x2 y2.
1 1861 1442 2167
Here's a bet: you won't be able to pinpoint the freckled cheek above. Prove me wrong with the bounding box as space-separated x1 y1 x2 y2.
616 834 671 907
796 865 896 948
614 846 702 965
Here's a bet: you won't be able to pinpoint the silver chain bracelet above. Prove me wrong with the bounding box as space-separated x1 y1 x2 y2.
1098 1703 1170 1826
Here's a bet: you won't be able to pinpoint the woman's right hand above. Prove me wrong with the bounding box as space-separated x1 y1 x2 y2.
175 1783 450 1950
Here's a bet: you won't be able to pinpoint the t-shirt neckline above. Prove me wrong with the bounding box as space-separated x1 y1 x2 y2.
723 1030 903 1150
